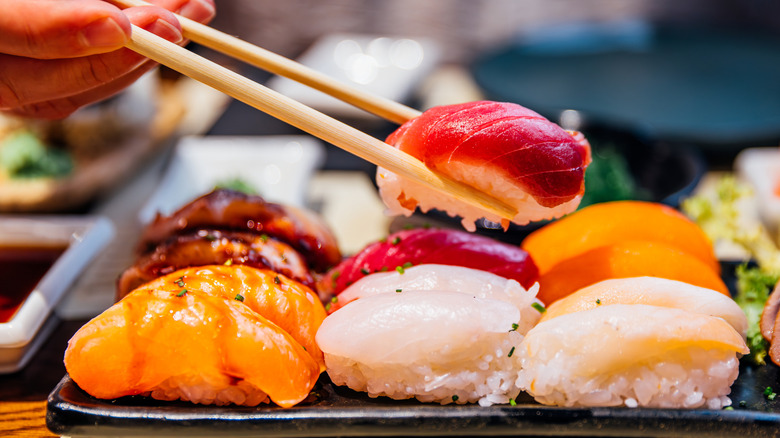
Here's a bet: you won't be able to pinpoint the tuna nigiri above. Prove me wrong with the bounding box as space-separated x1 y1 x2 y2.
377 101 591 231
318 227 538 298
65 265 326 407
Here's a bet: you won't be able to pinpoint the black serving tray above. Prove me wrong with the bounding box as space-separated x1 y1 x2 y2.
46 366 780 437
46 263 780 437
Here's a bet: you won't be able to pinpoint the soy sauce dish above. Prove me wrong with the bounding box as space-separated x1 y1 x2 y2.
0 216 113 373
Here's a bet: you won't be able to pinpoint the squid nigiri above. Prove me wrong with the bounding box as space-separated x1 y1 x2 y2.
377 101 591 231
65 265 326 407
316 291 526 406
331 264 542 334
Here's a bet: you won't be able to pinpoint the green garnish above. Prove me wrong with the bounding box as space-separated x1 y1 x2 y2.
176 289 188 297
214 177 259 195
396 289 402 293
739 400 747 408
379 266 389 272
331 296 338 303
175 276 185 287
724 406 734 411
392 237 401 245
395 266 405 274
509 398 517 406
596 299 602 305
531 302 546 313
510 323 519 332
0 130 73 179
260 234 269 243
735 264 778 365
508 346 515 358
360 268 371 275
235 293 244 302
451 395 459 402
325 303 332 311
274 275 281 285
402 262 413 269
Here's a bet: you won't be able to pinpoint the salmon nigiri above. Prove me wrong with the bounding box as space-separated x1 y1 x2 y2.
64 265 325 407
377 101 591 231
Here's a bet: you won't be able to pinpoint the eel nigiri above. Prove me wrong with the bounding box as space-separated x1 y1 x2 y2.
65 265 326 407
318 227 538 298
117 230 314 300
138 189 341 272
377 101 591 231
516 304 748 409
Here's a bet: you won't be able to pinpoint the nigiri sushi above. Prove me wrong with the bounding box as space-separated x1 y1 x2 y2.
65 265 326 407
377 101 591 231
316 291 527 406
516 304 748 409
117 230 315 300
541 276 747 338
317 264 541 406
331 264 542 334
318 227 538 298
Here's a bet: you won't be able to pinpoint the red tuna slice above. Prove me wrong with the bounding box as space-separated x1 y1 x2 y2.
317 228 539 297
386 101 591 208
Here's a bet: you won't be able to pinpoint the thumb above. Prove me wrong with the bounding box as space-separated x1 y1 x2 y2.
0 0 132 59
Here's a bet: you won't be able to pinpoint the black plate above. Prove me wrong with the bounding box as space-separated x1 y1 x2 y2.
472 24 780 150
46 263 780 437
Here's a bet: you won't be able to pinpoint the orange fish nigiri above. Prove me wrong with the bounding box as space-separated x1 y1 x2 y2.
65 265 325 407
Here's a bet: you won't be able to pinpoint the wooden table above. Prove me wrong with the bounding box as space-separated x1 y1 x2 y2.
0 320 87 437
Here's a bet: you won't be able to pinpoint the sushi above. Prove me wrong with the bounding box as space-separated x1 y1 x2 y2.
65 265 326 407
331 264 542 333
516 305 747 409
316 264 542 406
318 227 538 298
377 101 591 231
516 276 748 409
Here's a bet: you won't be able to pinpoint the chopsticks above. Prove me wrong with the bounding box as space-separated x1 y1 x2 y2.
108 0 422 124
120 24 517 220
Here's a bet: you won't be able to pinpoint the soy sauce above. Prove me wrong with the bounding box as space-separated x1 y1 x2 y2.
0 245 66 323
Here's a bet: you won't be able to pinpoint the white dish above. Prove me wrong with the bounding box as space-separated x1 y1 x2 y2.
139 136 325 224
268 33 440 119
735 147 780 233
0 215 114 373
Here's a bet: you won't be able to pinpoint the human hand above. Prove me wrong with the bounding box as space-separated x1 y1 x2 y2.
0 0 215 119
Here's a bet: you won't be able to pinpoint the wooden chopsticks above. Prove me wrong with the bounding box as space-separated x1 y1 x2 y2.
108 0 422 124
118 19 517 220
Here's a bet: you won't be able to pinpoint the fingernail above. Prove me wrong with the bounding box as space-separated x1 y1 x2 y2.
147 19 183 44
79 17 128 49
177 0 216 22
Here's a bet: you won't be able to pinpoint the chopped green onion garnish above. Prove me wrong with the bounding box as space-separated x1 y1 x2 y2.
724 406 734 410
274 275 281 284
235 293 244 302
510 323 519 332
360 268 370 275
402 262 413 269
331 296 338 303
451 395 459 402
508 346 515 357
392 237 401 245
509 398 517 406
596 298 601 305
531 302 546 313
396 289 403 293
176 289 188 297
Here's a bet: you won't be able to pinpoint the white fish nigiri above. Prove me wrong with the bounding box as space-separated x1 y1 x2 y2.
317 290 527 406
334 264 542 333
516 304 748 409
541 276 748 338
